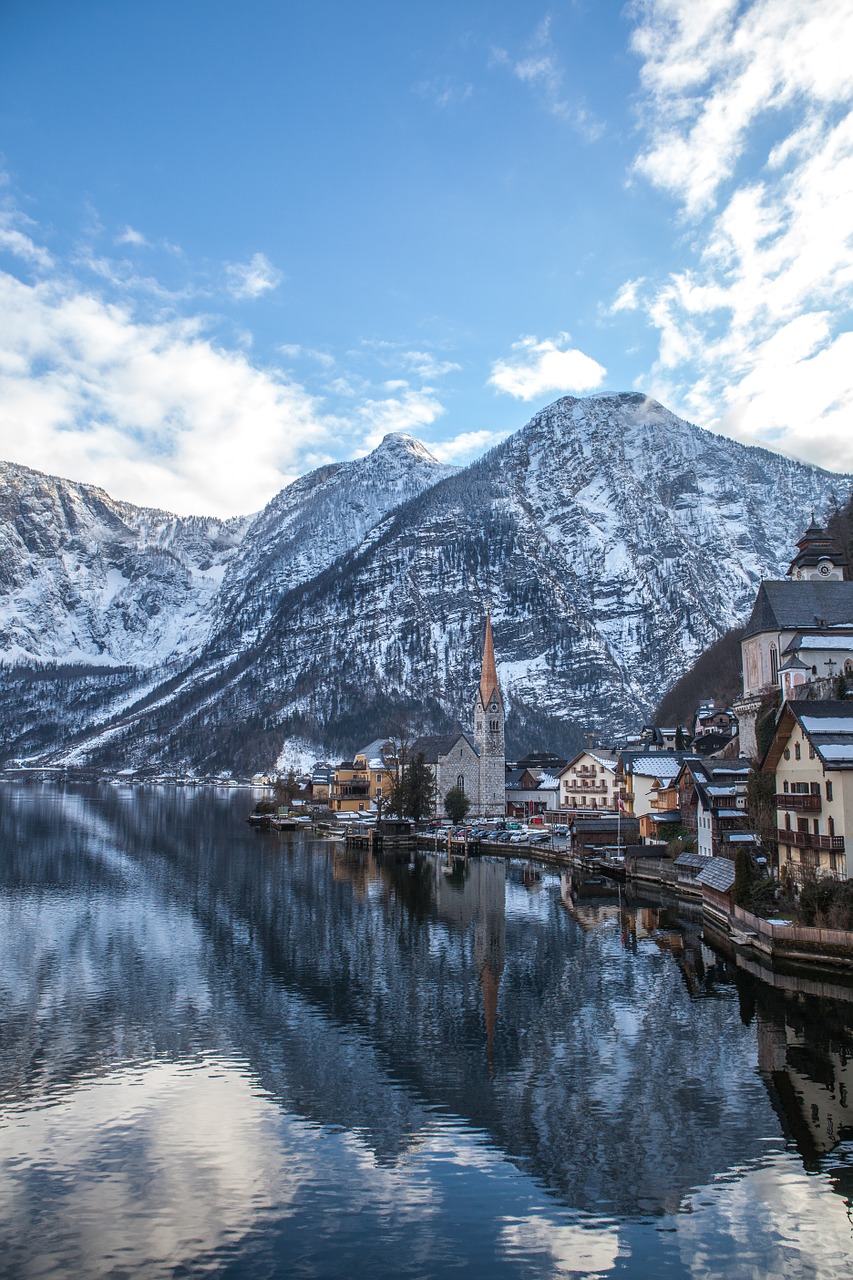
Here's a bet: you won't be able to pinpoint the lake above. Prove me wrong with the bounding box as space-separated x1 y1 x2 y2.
1 783 852 1278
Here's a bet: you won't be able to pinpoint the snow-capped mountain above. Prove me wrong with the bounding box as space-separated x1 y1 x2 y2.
210 432 456 652
0 460 248 666
2 394 850 774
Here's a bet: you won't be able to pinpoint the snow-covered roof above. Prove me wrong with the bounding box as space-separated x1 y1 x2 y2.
786 633 853 652
626 757 683 779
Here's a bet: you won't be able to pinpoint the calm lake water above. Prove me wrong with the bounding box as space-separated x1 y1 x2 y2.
1 784 852 1279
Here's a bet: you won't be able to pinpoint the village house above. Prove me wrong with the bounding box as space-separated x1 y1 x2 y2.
618 751 687 818
761 700 853 883
675 757 755 859
352 738 397 807
638 777 681 843
557 749 619 811
505 766 560 819
329 760 372 813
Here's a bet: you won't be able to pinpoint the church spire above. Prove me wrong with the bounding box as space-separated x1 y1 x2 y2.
479 610 500 709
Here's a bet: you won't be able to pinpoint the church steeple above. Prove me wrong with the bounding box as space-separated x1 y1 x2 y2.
479 609 501 710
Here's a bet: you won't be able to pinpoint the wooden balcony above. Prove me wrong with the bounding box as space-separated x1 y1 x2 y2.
776 794 821 812
777 828 844 852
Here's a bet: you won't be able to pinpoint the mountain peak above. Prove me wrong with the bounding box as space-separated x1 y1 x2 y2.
372 432 442 466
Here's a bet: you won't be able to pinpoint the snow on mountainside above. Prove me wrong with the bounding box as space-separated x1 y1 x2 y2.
2 393 851 774
0 461 249 665
12 391 848 776
0 434 452 668
210 433 456 651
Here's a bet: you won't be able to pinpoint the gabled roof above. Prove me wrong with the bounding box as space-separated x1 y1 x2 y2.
410 732 479 763
742 580 853 640
763 699 853 772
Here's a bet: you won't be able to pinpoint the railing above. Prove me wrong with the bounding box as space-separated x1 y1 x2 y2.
776 828 844 852
776 794 821 812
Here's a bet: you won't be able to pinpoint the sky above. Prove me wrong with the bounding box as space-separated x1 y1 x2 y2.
1 0 852 518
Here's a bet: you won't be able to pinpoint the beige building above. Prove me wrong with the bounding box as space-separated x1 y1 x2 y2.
736 520 853 756
763 700 852 882
557 750 618 810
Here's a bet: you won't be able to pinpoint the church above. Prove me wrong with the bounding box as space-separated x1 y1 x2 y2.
736 518 853 756
410 612 506 817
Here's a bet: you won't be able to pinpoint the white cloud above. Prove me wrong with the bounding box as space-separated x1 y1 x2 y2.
115 225 149 247
489 334 606 400
225 251 284 300
0 268 334 517
358 386 447 451
501 17 603 141
631 0 853 214
431 428 510 464
279 343 335 367
0 209 54 270
626 0 853 472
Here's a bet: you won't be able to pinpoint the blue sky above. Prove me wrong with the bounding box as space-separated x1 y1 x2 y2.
1 0 852 516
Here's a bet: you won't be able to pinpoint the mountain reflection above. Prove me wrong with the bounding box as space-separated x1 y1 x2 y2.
1 783 853 1242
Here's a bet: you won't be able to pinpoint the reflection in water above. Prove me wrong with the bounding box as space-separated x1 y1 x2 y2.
0 783 852 1277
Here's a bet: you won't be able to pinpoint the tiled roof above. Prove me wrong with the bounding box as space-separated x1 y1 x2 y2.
742 581 853 640
674 852 711 869
696 857 736 893
410 732 479 762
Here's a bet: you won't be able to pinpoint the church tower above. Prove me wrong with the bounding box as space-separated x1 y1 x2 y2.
786 516 847 580
473 612 505 817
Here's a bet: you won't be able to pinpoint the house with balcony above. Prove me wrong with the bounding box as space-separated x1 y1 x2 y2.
557 750 619 811
675 757 755 859
617 752 688 818
762 699 853 883
330 760 372 813
352 738 398 808
638 778 681 843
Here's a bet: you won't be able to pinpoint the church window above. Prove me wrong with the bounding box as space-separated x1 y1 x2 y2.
812 666 818 676
457 774 465 792
770 645 778 683
846 661 853 677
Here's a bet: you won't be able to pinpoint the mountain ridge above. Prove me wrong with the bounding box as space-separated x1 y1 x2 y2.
1 393 850 774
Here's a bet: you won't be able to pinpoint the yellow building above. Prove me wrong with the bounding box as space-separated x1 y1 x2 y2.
763 699 852 883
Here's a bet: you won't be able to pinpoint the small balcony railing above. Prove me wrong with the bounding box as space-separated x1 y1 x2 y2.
777 828 844 852
776 794 821 812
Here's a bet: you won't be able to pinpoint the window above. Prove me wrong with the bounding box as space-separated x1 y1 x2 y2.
827 780 834 801
809 743 816 759
829 816 836 836
784 748 790 760
794 743 801 760
457 774 465 792
813 819 820 835
783 780 789 793
770 644 778 683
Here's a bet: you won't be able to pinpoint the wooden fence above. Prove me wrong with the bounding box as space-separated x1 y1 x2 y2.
732 902 853 951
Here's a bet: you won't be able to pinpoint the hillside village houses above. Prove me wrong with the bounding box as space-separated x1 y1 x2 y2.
313 517 853 886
